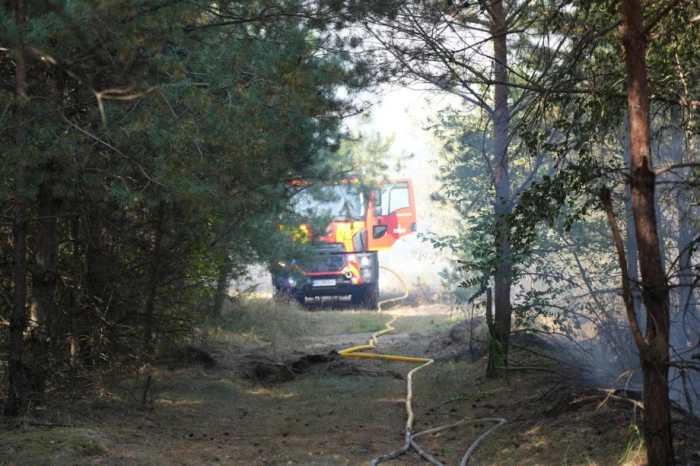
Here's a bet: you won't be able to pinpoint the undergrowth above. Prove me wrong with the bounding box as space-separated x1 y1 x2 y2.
207 297 456 346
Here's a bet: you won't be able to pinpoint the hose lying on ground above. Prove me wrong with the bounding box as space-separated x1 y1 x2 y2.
338 266 506 465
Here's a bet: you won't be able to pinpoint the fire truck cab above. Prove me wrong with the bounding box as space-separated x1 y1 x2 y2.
273 179 417 309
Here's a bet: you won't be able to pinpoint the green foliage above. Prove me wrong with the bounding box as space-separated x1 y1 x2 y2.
0 0 378 389
437 266 475 309
426 103 578 329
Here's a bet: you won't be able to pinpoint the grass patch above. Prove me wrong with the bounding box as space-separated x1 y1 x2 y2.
208 299 391 343
313 311 390 335
211 298 312 341
392 314 460 334
10 300 676 466
207 298 456 349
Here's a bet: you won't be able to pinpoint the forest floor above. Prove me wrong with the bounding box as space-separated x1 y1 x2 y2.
2 297 700 466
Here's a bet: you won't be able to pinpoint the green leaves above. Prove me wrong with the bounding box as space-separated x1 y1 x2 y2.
0 0 380 365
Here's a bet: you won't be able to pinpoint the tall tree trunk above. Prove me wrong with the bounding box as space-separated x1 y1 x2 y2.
144 201 166 356
5 0 29 417
212 262 230 322
490 0 512 367
27 176 61 401
27 65 63 401
670 105 697 347
621 1 674 463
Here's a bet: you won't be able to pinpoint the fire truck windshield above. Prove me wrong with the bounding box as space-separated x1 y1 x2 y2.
294 184 365 221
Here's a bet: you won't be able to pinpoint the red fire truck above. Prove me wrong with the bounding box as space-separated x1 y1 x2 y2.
273 179 417 308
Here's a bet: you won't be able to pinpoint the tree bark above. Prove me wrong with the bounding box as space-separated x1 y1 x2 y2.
490 0 513 365
5 0 30 417
623 118 644 361
621 1 674 463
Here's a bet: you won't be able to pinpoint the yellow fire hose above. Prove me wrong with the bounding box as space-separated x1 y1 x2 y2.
338 266 506 466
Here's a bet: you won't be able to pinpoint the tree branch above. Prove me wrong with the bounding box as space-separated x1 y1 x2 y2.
599 187 647 352
655 162 700 176
60 114 165 187
642 0 685 36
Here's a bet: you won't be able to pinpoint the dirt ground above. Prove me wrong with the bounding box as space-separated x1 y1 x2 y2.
2 300 700 465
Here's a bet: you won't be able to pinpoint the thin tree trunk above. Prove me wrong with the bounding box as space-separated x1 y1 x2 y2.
623 119 644 360
485 287 498 377
27 176 61 401
621 1 674 463
212 263 230 321
5 0 30 417
677 188 697 344
27 65 63 401
144 201 166 356
567 236 634 366
671 105 697 347
490 0 513 365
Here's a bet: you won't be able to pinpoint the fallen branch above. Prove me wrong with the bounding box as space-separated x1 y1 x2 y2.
597 389 644 409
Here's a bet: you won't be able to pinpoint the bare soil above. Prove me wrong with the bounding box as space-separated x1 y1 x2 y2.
2 302 700 466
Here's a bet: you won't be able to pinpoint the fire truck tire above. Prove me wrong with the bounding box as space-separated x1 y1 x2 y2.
365 286 379 310
354 284 378 310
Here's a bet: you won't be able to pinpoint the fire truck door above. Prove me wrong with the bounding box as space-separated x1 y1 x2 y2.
367 179 417 251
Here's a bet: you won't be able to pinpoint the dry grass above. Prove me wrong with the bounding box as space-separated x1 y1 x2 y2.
205 297 459 359
3 298 699 466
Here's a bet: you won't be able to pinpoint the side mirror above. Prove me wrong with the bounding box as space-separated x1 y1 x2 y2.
373 190 381 207
372 190 382 217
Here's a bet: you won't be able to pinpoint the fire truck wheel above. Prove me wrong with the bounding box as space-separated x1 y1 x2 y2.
361 285 379 310
350 285 378 309
350 291 362 306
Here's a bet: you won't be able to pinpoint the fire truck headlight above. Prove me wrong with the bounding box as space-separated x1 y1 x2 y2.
360 256 371 268
287 277 296 286
361 269 372 282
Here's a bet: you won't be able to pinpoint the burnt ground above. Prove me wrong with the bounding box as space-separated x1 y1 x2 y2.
2 302 700 465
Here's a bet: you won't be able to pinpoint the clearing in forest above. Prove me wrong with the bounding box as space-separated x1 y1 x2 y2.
2 299 699 465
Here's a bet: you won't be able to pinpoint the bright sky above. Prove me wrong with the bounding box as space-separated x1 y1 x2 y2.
348 86 461 289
